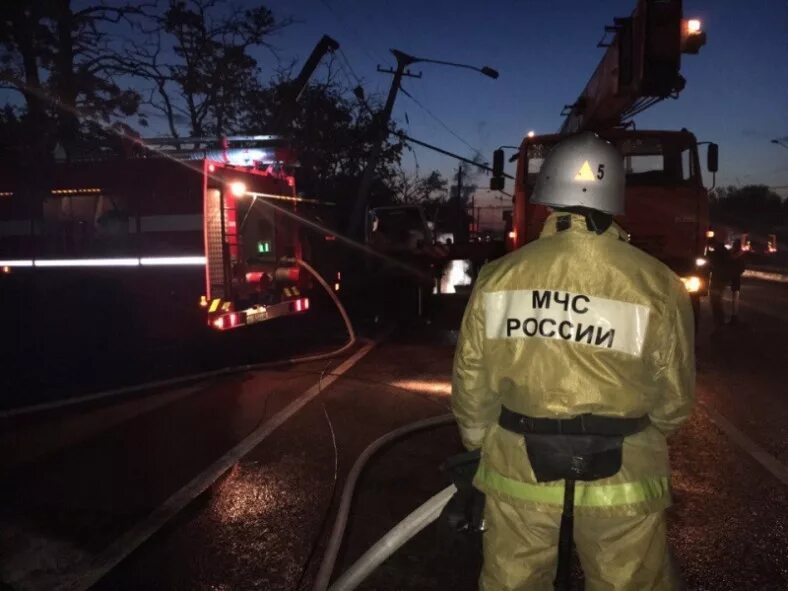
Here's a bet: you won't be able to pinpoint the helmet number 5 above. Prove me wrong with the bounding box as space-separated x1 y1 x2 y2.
597 164 605 180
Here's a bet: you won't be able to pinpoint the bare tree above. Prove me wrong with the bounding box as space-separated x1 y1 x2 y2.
1 2 53 160
0 1 146 160
113 0 286 138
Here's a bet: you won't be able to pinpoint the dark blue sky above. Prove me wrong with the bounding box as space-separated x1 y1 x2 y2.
256 0 787 195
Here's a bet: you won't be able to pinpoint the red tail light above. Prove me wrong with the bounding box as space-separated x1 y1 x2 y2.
292 298 310 313
213 312 243 330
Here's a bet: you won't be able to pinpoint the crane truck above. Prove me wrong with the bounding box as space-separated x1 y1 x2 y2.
490 0 717 319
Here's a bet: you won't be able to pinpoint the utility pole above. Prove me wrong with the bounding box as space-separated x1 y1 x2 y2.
471 190 477 237
456 164 464 243
348 51 499 239
348 50 421 238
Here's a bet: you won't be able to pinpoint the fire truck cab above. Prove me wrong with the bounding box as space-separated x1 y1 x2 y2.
510 128 715 298
490 0 716 318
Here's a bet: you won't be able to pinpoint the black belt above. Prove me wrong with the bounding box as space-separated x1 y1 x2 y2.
499 406 649 437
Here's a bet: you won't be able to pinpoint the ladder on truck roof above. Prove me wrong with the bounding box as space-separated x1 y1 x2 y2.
142 135 283 147
140 135 295 167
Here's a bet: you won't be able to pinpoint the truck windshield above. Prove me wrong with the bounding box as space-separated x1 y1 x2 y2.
525 135 698 187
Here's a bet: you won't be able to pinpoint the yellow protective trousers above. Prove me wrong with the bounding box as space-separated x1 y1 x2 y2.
479 496 682 591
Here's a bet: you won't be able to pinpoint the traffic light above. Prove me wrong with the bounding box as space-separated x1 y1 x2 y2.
490 149 505 190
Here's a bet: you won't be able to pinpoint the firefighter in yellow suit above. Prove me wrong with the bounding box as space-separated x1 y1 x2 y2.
452 132 695 591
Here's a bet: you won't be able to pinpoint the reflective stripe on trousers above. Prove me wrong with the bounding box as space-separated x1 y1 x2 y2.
476 464 670 507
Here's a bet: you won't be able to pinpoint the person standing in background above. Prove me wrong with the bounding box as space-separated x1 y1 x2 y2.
708 235 732 328
727 241 746 325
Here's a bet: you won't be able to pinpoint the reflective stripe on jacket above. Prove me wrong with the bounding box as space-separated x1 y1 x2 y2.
451 212 695 517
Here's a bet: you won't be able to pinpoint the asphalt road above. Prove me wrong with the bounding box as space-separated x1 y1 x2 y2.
0 290 348 412
1 277 786 590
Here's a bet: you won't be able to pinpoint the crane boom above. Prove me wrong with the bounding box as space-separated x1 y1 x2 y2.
560 0 705 134
493 0 717 326
139 36 340 164
273 34 340 132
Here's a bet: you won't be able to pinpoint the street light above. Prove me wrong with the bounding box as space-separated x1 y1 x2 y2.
398 52 499 79
349 49 500 237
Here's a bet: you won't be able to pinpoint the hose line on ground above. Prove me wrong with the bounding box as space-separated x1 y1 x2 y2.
328 484 456 591
277 258 357 364
311 413 456 591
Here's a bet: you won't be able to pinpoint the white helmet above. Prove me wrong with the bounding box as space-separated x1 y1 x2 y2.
531 132 625 215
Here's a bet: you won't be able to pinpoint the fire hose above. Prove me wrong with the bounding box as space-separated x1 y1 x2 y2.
311 414 578 591
327 485 457 591
311 414 457 591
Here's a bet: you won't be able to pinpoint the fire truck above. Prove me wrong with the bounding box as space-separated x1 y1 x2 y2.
0 140 340 340
490 0 718 316
0 37 340 350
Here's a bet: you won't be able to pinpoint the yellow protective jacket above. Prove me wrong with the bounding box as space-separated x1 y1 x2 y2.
452 212 695 517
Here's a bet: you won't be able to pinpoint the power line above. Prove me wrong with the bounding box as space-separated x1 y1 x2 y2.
333 35 480 162
399 86 481 156
408 138 420 173
336 47 377 116
337 47 365 88
317 0 384 66
332 43 485 180
321 45 374 119
334 53 364 99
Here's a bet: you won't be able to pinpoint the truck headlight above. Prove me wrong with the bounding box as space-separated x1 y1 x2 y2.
681 276 703 293
695 257 707 267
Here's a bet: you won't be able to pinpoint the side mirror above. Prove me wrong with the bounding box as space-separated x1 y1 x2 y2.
490 149 505 190
707 143 718 173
